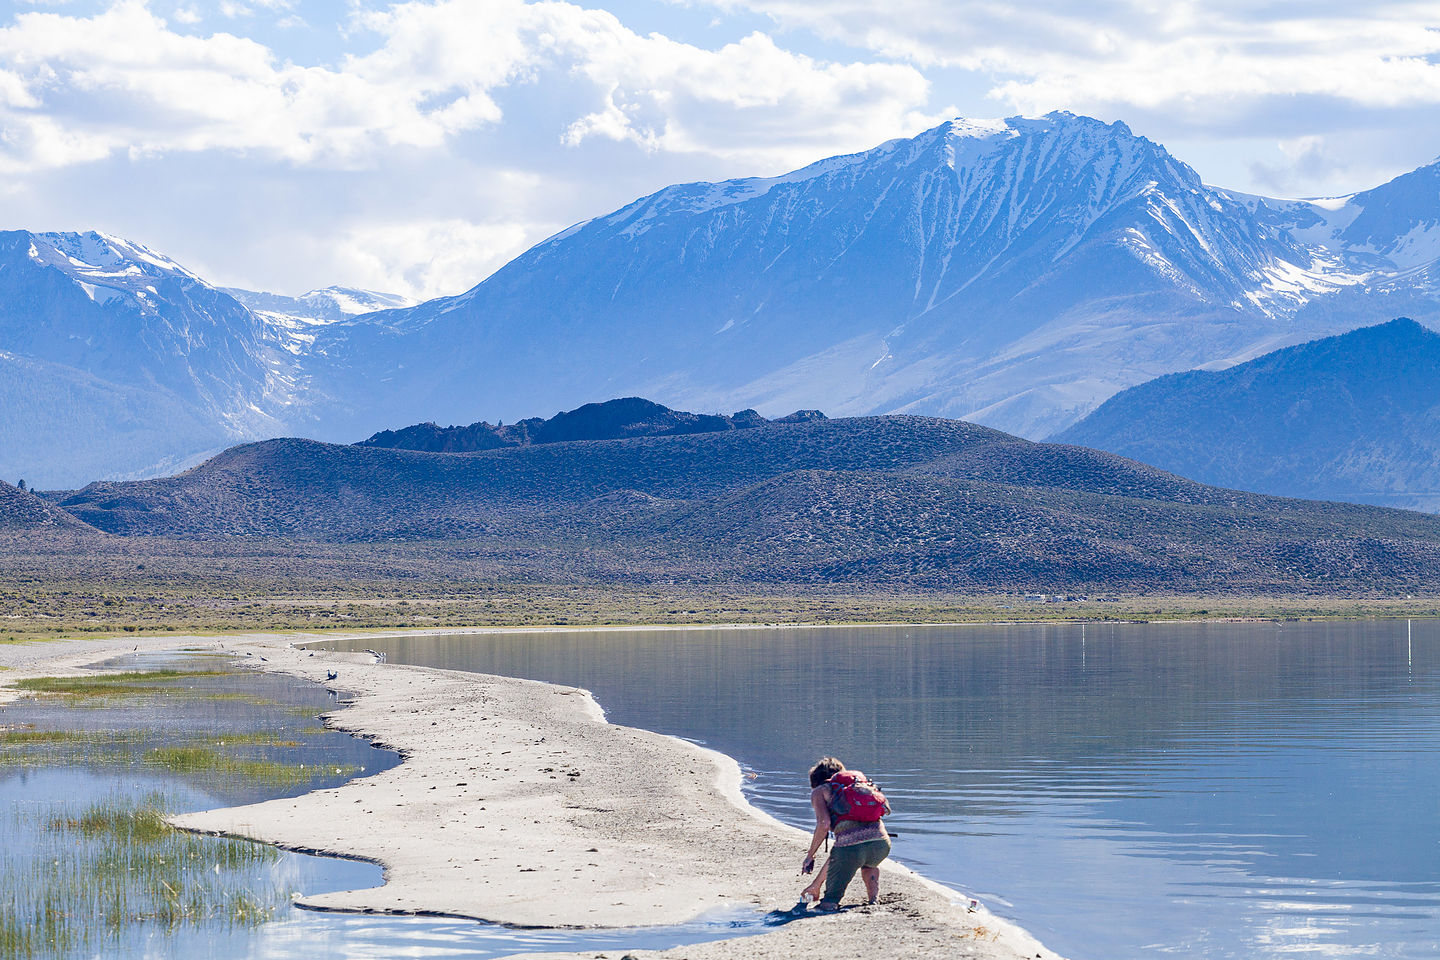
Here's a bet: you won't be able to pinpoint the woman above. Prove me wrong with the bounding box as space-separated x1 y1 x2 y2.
800 756 891 910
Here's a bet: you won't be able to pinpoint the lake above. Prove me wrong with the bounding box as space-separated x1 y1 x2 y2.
332 619 1440 960
0 652 771 958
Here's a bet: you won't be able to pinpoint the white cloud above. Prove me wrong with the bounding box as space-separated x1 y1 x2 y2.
323 218 546 301
690 0 1440 119
0 0 934 174
553 26 936 165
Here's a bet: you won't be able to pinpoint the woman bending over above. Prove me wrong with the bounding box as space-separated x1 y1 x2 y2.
801 756 891 910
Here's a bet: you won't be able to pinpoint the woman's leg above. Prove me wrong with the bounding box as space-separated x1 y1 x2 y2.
859 836 892 904
821 844 864 907
860 865 880 903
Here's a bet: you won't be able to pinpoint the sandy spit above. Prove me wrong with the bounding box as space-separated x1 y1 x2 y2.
0 633 1061 960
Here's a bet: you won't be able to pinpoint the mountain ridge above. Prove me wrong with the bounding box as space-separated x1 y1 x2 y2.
6 111 1440 487
358 397 826 452
314 111 1326 440
1053 318 1440 512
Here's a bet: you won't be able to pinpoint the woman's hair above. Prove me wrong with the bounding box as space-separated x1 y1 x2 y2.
809 756 844 788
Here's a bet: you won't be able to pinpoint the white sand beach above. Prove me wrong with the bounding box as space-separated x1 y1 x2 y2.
0 632 1061 959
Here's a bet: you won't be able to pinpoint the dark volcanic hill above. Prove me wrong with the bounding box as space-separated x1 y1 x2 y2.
54 415 1440 591
358 397 824 452
1053 319 1440 512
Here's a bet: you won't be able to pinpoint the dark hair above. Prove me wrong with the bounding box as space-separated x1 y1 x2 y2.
809 756 844 788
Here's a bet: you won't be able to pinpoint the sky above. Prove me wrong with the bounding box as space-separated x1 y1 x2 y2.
3 0 1440 301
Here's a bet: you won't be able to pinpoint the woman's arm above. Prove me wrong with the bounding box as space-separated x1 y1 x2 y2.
802 787 831 871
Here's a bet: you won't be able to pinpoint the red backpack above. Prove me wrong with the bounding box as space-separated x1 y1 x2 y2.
827 770 890 822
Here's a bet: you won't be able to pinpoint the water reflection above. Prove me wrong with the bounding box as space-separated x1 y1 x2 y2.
332 620 1440 960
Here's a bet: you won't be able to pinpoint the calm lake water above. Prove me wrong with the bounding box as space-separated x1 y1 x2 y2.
332 620 1440 960
0 653 771 958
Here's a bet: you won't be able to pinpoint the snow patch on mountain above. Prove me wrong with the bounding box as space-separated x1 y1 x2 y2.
225 285 417 356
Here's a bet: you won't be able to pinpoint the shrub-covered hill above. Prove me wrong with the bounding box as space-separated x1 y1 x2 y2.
1054 318 1440 513
54 415 1440 590
0 480 97 535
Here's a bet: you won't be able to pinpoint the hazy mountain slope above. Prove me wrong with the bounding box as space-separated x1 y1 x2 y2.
0 231 292 486
0 232 278 417
226 286 415 325
312 112 1328 440
224 285 416 360
53 415 1440 591
1053 319 1440 511
0 351 228 489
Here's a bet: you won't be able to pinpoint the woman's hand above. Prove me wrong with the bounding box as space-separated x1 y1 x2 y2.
801 854 815 875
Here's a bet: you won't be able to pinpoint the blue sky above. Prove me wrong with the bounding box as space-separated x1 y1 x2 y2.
3 0 1439 299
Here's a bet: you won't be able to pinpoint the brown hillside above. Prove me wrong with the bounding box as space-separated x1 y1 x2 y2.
50 415 1440 591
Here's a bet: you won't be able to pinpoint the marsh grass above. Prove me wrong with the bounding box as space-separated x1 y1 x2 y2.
141 746 349 787
0 795 291 959
0 727 346 787
0 657 385 959
0 729 112 746
2 667 350 787
14 670 234 698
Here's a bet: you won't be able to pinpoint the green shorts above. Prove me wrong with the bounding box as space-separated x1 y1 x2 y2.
822 837 891 905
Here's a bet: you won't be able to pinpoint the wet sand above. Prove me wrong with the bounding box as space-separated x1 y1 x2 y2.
1 632 1061 959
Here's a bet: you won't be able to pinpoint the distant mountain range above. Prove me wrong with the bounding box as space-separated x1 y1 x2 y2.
43 412 1440 590
6 111 1440 487
1054 319 1440 512
0 229 414 487
358 397 825 452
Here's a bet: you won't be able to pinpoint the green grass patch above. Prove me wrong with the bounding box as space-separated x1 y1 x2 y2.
141 746 348 787
0 795 291 959
0 729 130 747
0 728 336 789
13 670 233 698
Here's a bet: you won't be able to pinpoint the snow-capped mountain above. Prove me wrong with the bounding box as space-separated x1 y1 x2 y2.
1232 158 1440 271
0 230 286 487
0 232 404 487
5 111 1440 488
0 231 276 417
312 112 1414 439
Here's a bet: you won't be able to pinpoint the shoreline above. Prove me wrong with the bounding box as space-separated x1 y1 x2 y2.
0 630 1061 959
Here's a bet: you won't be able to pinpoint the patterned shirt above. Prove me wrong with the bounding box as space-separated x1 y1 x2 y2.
816 783 890 848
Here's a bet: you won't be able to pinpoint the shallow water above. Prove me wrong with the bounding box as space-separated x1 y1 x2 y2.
331 619 1440 960
0 651 772 958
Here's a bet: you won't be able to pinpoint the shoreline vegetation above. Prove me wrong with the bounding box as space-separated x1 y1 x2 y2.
0 659 374 959
1 632 1059 960
0 541 1435 644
